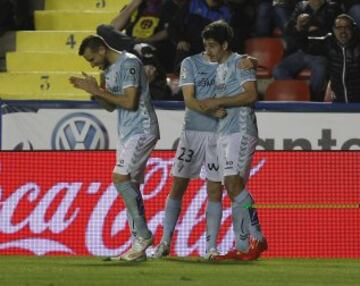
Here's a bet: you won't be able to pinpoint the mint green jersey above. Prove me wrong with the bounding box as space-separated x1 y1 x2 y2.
214 53 258 137
179 53 218 132
105 52 160 141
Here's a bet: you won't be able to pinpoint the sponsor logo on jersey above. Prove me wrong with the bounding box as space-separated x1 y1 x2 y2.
196 78 215 87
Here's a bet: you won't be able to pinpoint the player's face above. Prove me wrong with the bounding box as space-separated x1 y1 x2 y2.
203 38 228 63
83 46 108 70
334 18 353 46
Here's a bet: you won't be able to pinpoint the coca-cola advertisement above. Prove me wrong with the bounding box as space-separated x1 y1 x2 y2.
0 151 359 258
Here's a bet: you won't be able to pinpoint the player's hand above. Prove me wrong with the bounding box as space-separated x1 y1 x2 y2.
212 107 227 119
69 75 83 87
69 72 100 95
237 56 258 70
199 98 220 112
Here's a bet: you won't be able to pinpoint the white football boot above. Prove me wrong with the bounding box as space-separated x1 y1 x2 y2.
152 241 170 258
110 236 153 262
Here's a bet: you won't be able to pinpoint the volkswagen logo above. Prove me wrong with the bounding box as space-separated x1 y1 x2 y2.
51 113 109 150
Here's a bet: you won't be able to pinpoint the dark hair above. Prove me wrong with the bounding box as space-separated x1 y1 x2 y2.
334 13 357 29
201 20 234 46
78 35 107 56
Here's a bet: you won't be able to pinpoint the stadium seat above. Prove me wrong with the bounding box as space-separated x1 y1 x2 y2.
34 11 117 30
245 38 284 79
0 0 123 100
16 31 92 52
6 52 92 72
45 0 128 11
0 71 99 100
265 80 310 101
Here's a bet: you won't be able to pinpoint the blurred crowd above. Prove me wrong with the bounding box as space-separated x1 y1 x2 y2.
1 0 360 102
108 0 360 103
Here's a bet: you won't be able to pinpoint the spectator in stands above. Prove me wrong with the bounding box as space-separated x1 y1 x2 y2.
168 0 232 72
255 0 299 37
322 14 360 102
334 1 360 27
111 0 178 72
272 0 341 101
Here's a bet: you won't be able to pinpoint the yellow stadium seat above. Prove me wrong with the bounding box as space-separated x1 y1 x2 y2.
0 92 92 101
6 52 93 72
1 2 124 100
45 0 128 11
0 72 99 98
16 31 93 52
34 11 117 30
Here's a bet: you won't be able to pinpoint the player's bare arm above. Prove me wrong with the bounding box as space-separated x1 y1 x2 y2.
182 85 226 119
199 81 258 112
92 85 140 111
69 72 116 111
92 94 117 112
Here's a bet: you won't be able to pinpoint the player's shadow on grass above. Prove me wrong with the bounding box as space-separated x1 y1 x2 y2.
160 256 261 266
66 258 150 268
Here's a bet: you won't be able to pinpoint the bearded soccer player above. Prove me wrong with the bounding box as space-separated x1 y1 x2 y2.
199 20 268 260
69 35 160 261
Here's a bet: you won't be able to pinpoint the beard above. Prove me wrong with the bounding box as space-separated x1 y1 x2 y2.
102 58 111 70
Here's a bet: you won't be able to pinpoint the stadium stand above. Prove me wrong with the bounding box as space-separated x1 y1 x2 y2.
245 37 284 79
0 0 128 100
44 0 128 10
0 0 312 102
265 80 310 101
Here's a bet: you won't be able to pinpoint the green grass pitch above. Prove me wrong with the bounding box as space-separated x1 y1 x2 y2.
0 256 359 286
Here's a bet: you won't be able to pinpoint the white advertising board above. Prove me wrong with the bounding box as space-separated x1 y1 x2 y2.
2 108 360 150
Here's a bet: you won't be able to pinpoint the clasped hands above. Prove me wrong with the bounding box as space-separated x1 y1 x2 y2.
199 98 226 119
69 72 100 95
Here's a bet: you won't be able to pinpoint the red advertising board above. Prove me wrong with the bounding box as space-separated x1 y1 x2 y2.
0 151 359 258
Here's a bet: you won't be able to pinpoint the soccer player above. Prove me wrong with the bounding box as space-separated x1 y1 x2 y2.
199 20 268 260
69 35 160 261
152 46 256 260
152 51 225 260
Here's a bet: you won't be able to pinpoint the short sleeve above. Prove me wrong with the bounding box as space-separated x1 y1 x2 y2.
236 58 256 86
179 57 195 87
121 58 140 89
